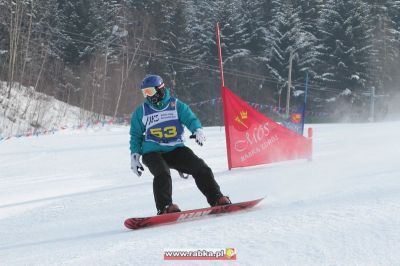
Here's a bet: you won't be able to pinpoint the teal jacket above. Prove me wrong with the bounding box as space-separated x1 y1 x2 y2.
130 89 202 155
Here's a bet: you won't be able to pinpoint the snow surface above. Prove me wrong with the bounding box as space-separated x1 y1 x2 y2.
1 122 400 265
0 82 94 138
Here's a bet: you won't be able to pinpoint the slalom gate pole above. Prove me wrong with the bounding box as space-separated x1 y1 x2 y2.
216 22 225 88
216 22 232 170
301 71 309 135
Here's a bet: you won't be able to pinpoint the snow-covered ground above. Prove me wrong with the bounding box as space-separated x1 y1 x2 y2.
0 82 96 138
1 122 400 265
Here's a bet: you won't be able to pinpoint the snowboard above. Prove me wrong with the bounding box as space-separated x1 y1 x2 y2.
124 197 264 230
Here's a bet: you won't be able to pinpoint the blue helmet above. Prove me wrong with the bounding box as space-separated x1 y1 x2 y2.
140 75 164 89
140 75 166 106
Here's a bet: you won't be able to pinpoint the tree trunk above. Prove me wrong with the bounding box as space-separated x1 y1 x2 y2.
7 0 25 98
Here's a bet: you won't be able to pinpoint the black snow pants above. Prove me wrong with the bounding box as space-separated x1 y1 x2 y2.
142 146 223 213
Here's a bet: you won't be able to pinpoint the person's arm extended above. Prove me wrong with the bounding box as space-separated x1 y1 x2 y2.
130 106 145 154
177 100 202 133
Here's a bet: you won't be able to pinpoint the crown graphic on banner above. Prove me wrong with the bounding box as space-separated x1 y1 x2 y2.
234 110 249 129
240 110 248 120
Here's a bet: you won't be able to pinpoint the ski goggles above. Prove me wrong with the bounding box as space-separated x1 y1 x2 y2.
141 83 165 97
142 87 157 97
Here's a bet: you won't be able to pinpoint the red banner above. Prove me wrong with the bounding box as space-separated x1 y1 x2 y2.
222 86 312 169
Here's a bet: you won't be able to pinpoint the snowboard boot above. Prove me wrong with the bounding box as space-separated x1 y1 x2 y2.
215 196 232 206
158 203 181 215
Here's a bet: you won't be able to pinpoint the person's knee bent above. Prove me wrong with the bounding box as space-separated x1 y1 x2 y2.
143 153 171 178
193 164 213 179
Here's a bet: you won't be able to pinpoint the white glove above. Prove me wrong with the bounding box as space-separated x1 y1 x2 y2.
131 153 144 177
194 128 206 146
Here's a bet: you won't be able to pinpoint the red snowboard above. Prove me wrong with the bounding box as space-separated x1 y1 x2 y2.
124 197 264 230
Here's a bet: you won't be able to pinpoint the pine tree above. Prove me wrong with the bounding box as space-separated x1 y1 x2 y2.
364 0 400 95
291 0 322 76
317 0 371 90
292 0 321 38
165 1 194 100
185 0 217 91
317 0 371 120
267 1 312 91
238 0 273 58
223 0 273 104
146 0 192 99
55 0 92 65
0 0 9 81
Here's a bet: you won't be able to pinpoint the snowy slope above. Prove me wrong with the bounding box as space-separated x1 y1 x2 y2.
1 122 400 265
0 81 94 138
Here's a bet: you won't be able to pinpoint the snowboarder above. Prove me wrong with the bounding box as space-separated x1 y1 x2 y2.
130 74 231 215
